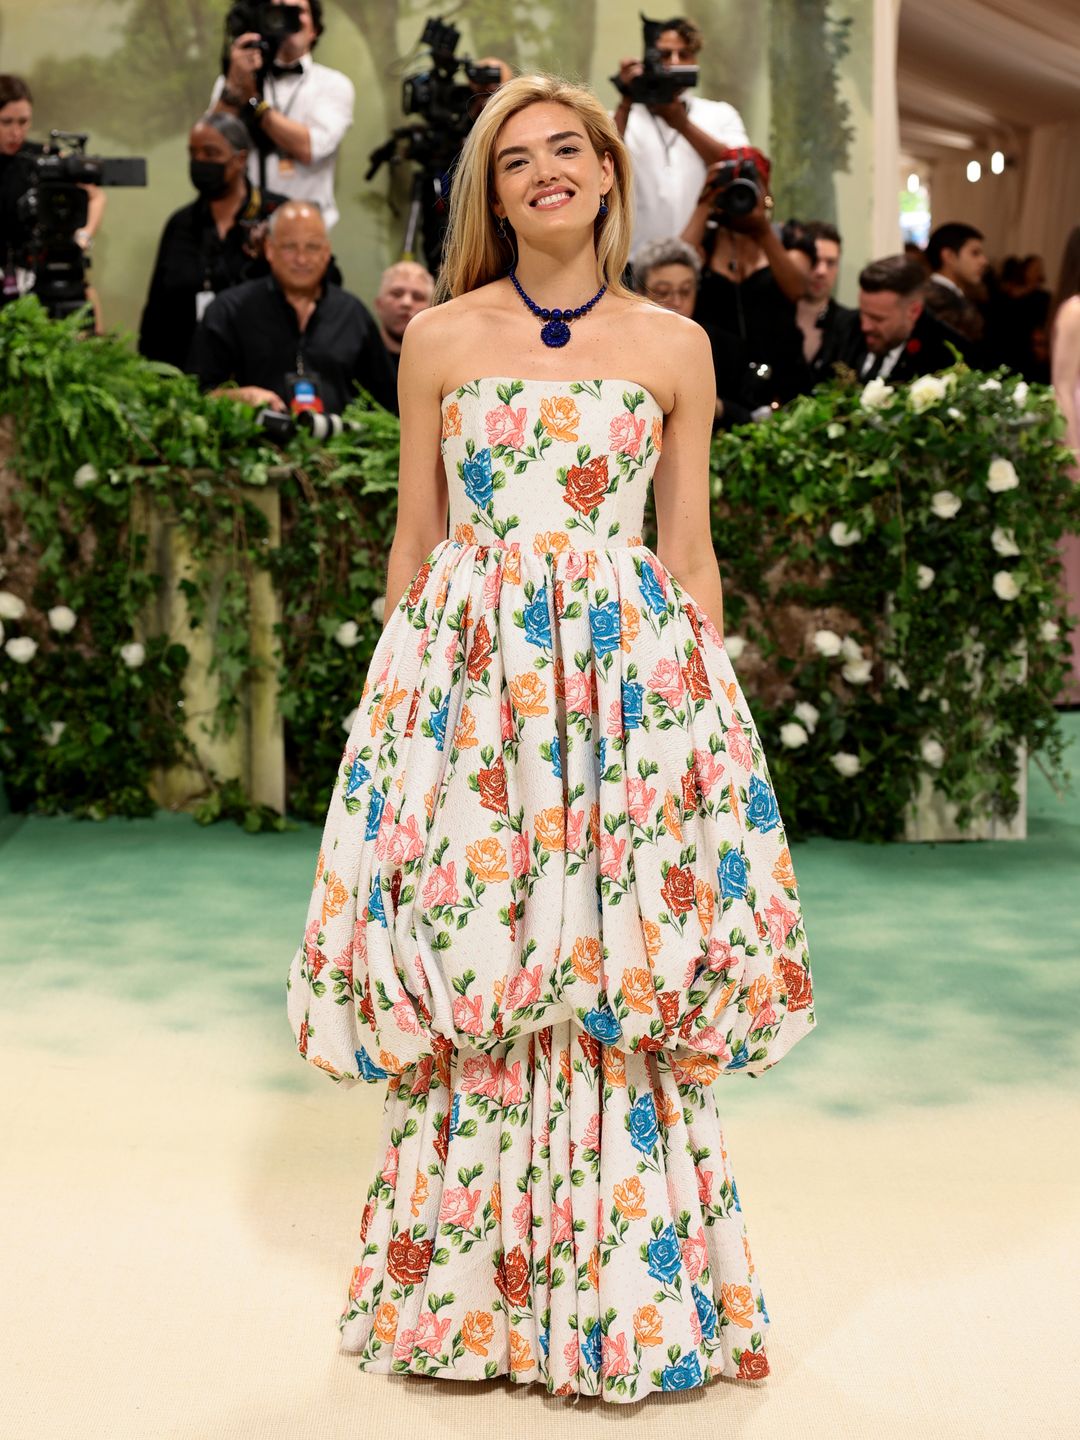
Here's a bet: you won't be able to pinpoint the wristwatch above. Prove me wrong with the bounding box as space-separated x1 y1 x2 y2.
248 96 271 125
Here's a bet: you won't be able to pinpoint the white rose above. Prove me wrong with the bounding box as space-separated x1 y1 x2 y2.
779 721 809 749
840 636 862 663
44 720 66 747
920 737 945 768
979 378 1002 392
73 463 99 489
371 595 386 624
334 620 360 648
826 422 845 440
723 634 746 661
887 662 910 690
48 605 78 634
916 564 935 590
341 707 358 733
940 697 950 713
930 489 962 519
830 751 861 777
860 377 895 411
120 641 146 668
5 636 37 664
793 701 819 732
812 628 842 658
909 374 948 412
947 407 963 421
991 526 1020 557
992 571 1021 601
842 657 873 685
829 520 862 547
1012 381 1029 408
0 590 26 621
986 457 1019 493
1039 620 1060 642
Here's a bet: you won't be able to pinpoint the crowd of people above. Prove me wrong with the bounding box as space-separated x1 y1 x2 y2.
0 10 1071 433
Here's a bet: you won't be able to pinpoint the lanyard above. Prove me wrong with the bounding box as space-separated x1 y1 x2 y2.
267 70 310 121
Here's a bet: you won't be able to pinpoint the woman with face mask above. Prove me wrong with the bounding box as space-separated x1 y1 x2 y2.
137 112 286 369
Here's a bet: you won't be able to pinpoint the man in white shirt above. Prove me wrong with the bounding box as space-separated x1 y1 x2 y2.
613 16 749 261
212 0 353 230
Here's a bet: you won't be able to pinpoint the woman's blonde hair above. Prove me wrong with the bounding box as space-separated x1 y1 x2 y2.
436 73 634 303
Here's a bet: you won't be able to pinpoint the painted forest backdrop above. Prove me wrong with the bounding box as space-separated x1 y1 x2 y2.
1 0 872 334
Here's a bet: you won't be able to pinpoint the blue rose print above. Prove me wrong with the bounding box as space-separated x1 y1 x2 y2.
660 1352 703 1391
693 1284 718 1340
732 1176 741 1212
462 448 494 507
727 1039 750 1070
523 589 552 648
368 880 387 927
717 847 748 899
621 679 644 730
551 734 562 780
346 757 371 798
539 1327 550 1358
745 774 781 833
581 1319 602 1372
582 1005 622 1043
589 600 621 657
355 1045 387 1082
364 787 385 841
449 1092 462 1137
430 694 450 751
646 1223 682 1284
628 1094 659 1154
639 562 667 616
597 737 607 773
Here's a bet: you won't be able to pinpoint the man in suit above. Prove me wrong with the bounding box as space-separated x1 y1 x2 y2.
843 254 968 383
923 221 988 347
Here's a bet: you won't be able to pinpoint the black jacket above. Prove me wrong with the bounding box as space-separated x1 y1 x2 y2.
839 306 969 385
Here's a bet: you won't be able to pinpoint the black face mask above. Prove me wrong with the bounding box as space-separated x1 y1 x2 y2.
189 159 230 199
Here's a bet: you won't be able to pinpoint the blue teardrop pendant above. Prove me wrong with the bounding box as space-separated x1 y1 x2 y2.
540 318 572 347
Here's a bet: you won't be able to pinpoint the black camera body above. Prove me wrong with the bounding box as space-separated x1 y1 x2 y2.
706 154 765 221
223 1 302 71
401 18 500 139
613 14 698 108
257 407 345 443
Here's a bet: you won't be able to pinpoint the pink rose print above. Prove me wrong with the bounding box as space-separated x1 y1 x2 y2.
563 670 592 714
765 893 797 950
706 938 738 972
581 1113 601 1151
416 625 430 659
726 722 753 770
627 777 657 826
607 698 624 738
453 992 485 1037
600 833 626 880
394 1325 416 1361
609 410 646 457
439 1185 482 1228
512 831 531 878
500 694 514 742
565 809 585 851
485 403 527 450
303 917 321 960
690 1308 703 1346
387 814 424 865
412 1311 452 1357
565 552 590 582
349 1265 373 1300
551 1196 574 1243
681 1225 708 1282
482 569 501 611
380 1145 399 1185
445 635 459 665
693 747 726 797
753 1001 778 1029
602 1330 631 1378
504 963 543 1010
373 801 396 859
649 658 685 708
332 941 353 986
392 990 420 1035
696 1166 714 1205
461 1054 503 1099
513 1191 533 1240
421 862 458 910
563 1337 580 1375
502 1060 524 1106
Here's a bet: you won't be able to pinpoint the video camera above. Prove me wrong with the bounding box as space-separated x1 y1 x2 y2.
704 151 765 222
14 131 147 319
612 14 698 108
401 18 502 134
222 1 302 75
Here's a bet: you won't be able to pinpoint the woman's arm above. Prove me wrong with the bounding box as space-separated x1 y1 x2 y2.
652 318 725 638
1052 297 1080 455
382 308 450 617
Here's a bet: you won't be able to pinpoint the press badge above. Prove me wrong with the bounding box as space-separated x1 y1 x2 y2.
286 370 324 414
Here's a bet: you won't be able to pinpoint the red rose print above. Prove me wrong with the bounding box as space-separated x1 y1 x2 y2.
657 989 681 1030
495 1245 531 1307
434 1107 450 1164
683 647 711 700
405 687 420 738
736 1348 770 1380
578 1030 601 1068
406 563 431 609
682 602 703 643
386 1232 434 1287
389 869 403 912
681 769 699 814
779 958 813 1012
477 759 509 813
298 1019 309 1056
467 617 493 680
564 456 610 514
661 864 696 917
360 1201 374 1240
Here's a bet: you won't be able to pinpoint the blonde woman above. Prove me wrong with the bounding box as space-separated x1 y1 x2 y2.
288 74 814 1402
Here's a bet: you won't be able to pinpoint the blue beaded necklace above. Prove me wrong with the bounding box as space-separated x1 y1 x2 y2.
508 266 608 348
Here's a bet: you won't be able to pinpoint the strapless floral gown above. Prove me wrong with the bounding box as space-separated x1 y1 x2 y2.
287 377 815 1402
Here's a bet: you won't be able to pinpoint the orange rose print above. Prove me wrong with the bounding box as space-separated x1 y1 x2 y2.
655 1090 681 1129
728 781 741 827
491 1181 502 1222
453 521 476 545
619 598 640 652
674 1054 721 1085
602 1045 626 1087
502 548 522 584
509 1329 534 1373
462 1310 495 1357
721 1282 755 1328
533 529 571 557
509 671 549 718
695 878 715 935
663 791 683 842
442 400 462 438
772 846 796 889
410 1171 429 1217
634 1304 663 1346
371 680 408 738
540 395 581 441
571 936 602 982
621 966 654 1014
746 974 773 1014
613 1176 647 1219
651 415 663 453
641 917 663 961
321 870 348 923
587 1245 601 1290
534 806 565 852
742 1232 756 1277
453 705 478 750
466 837 509 884
373 1302 398 1343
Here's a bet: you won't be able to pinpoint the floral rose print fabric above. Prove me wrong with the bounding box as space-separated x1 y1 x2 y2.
287 378 814 1401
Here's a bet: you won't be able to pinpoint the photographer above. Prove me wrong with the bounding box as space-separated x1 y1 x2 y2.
139 113 285 370
613 16 748 260
190 199 395 415
1 75 105 306
681 149 811 419
211 0 353 230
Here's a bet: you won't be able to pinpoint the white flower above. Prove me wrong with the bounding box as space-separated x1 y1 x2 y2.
840 636 862 663
793 701 819 733
120 641 146 668
887 662 910 690
341 707 358 733
371 595 386 624
979 378 1002 392
830 751 861 777
940 698 950 713
991 526 1020 557
992 571 1021 601
723 634 746 661
44 720 66 747
334 620 360 648
73 463 99 490
947 407 963 421
860 377 895 411
909 375 948 412
826 422 845 440
829 520 862 547
812 628 842 658
987 457 1019 493
1012 381 1029 408
779 721 809 749
1039 620 1060 642
920 737 945 768
842 657 873 685
48 605 77 634
5 636 37 664
930 489 962 519
0 590 26 621
916 565 935 590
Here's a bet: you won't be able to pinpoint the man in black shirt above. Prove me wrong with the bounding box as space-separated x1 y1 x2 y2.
139 113 285 369
190 199 396 415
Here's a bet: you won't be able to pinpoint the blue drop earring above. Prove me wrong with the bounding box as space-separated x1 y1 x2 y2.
598 196 609 219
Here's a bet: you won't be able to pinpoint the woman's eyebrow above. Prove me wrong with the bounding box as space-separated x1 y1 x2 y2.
494 129 586 162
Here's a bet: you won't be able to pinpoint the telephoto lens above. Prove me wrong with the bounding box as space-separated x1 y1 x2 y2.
295 411 345 441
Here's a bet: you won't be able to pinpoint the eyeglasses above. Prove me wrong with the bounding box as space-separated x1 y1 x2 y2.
274 241 327 257
646 283 697 302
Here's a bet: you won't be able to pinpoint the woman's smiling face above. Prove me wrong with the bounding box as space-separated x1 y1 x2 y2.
490 101 611 238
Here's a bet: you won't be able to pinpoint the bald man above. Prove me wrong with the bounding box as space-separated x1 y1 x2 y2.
190 199 396 414
373 261 435 375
